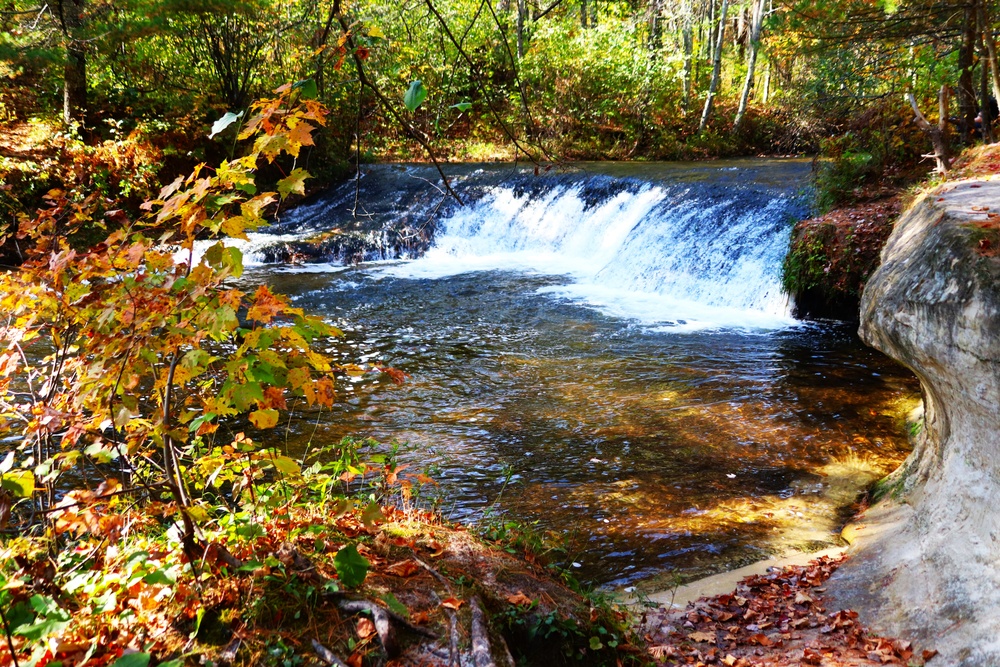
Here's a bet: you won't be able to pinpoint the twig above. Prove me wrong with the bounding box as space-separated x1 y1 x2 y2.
336 13 463 206
0 601 20 667
410 556 460 666
411 555 453 592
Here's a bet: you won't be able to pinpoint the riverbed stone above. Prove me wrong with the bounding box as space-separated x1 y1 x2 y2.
827 179 1000 666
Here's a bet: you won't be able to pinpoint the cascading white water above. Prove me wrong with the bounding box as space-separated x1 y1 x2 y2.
380 179 799 330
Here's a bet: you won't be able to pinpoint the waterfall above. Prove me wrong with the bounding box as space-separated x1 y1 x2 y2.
256 162 811 329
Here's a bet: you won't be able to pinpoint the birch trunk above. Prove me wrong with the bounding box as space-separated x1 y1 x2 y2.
699 0 730 132
734 0 765 129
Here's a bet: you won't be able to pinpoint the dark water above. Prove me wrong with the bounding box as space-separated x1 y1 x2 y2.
248 266 918 587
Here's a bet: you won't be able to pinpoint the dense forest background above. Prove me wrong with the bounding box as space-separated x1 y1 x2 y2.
4 0 1000 215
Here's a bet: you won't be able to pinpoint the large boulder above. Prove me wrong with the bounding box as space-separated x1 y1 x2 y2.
827 179 1000 665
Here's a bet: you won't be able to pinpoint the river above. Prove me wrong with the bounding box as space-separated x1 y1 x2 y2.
230 160 919 587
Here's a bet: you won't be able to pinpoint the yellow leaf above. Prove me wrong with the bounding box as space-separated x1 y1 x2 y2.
271 455 300 476
249 408 279 429
277 168 309 199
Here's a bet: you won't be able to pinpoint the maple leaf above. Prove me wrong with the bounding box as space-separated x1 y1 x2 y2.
277 168 309 199
247 285 288 323
286 120 316 155
441 597 464 611
249 409 279 429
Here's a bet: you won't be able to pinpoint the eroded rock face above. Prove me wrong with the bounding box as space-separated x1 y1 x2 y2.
828 180 1000 665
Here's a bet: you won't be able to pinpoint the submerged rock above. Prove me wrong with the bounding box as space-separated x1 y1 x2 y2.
828 179 1000 665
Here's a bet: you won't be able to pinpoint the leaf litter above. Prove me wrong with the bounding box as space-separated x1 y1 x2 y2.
640 554 935 666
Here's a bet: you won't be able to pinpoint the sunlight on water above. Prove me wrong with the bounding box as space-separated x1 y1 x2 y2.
256 267 919 587
226 160 918 587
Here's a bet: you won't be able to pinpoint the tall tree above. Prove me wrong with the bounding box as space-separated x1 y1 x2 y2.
734 0 765 129
57 0 87 125
699 0 729 131
681 0 694 112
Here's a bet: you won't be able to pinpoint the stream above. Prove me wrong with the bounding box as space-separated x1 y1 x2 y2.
231 160 919 587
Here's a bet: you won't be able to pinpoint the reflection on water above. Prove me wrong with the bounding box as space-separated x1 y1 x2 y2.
244 266 919 587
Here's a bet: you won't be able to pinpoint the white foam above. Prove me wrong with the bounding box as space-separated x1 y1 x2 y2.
373 182 799 331
178 232 309 268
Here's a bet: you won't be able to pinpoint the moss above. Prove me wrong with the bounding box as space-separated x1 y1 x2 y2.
783 197 901 319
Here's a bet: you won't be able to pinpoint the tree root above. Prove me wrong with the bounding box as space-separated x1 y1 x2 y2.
311 639 350 667
469 596 495 667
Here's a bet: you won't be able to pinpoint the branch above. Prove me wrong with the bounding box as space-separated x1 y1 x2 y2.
424 0 549 165
335 14 464 206
907 91 933 130
533 0 565 21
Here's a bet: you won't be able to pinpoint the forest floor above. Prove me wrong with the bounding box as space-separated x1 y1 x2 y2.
637 553 934 667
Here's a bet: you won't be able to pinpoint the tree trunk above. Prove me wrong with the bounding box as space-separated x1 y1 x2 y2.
516 0 526 57
681 0 693 113
648 0 662 52
958 3 979 143
59 0 87 126
907 86 953 174
699 0 730 132
762 61 771 105
981 26 995 143
979 1 1000 114
733 0 764 130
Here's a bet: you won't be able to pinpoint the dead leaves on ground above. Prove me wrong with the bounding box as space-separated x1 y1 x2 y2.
644 555 934 667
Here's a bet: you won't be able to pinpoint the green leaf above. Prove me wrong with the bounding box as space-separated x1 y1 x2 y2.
361 501 384 529
589 636 603 651
1 470 34 498
14 615 70 641
450 101 472 112
404 80 428 112
142 569 174 586
292 78 318 100
380 592 409 618
270 454 300 476
277 168 309 200
237 560 265 573
190 607 205 640
209 111 244 139
111 652 151 667
333 544 369 588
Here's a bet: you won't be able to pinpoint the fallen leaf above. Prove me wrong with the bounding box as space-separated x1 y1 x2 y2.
356 617 376 639
923 649 939 661
441 597 464 611
506 591 533 606
802 648 823 665
688 631 715 643
385 559 421 578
